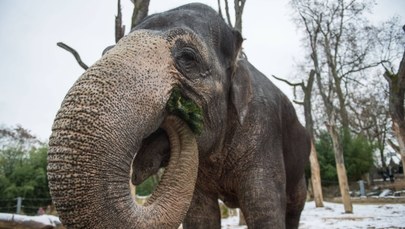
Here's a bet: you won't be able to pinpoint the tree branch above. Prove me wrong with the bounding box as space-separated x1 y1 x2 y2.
388 138 400 154
271 75 303 87
293 100 305 105
56 42 88 70
115 0 125 43
217 0 223 19
341 61 385 79
272 74 306 102
224 0 233 27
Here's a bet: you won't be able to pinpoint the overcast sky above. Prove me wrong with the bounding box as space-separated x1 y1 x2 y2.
0 0 404 141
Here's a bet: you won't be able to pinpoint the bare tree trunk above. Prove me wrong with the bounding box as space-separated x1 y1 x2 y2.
303 70 324 207
233 0 246 33
385 49 405 177
115 0 125 43
326 121 353 213
131 0 150 29
402 155 405 177
314 15 352 213
392 123 405 177
309 140 324 207
217 0 223 18
223 0 233 27
322 29 350 130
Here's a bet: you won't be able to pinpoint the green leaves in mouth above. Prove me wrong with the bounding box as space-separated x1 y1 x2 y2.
166 87 204 135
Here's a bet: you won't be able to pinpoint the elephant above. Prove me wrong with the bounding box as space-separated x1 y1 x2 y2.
47 3 310 229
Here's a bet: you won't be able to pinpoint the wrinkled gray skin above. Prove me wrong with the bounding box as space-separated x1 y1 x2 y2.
48 3 310 229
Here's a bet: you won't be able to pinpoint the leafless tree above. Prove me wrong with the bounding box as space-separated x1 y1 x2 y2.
219 0 246 34
347 77 390 169
384 45 405 177
130 0 150 30
372 18 405 175
291 0 404 211
290 0 389 213
115 0 125 43
0 125 42 152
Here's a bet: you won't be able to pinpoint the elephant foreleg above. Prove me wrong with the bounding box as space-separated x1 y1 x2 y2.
286 175 307 229
237 166 287 229
182 187 221 229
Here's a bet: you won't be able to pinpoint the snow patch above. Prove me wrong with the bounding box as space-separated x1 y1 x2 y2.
299 201 405 228
219 201 405 228
0 213 61 228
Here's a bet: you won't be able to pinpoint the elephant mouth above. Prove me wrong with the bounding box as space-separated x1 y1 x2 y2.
131 88 204 186
131 128 170 185
165 87 204 135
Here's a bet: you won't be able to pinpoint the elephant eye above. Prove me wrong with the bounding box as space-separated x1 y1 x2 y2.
172 40 207 80
178 47 197 62
175 47 200 71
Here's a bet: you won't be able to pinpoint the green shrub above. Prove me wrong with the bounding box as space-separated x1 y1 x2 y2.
315 130 374 184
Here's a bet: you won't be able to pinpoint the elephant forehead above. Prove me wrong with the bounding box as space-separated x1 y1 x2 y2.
111 30 173 68
97 30 177 94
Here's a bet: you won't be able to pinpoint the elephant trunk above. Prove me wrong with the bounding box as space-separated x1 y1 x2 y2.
47 31 198 228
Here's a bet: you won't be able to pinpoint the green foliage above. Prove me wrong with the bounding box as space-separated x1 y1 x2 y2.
166 87 204 135
315 130 375 184
0 126 50 214
136 175 159 196
219 202 229 218
342 132 375 181
316 132 338 183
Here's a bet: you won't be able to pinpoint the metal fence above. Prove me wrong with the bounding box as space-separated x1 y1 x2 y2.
0 197 52 215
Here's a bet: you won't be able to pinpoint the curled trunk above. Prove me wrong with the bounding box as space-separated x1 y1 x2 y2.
48 115 198 228
47 31 199 228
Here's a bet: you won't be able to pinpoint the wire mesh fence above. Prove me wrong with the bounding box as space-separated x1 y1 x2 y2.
0 197 52 215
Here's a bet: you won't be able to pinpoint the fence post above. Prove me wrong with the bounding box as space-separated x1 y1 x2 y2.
16 197 22 214
357 180 366 197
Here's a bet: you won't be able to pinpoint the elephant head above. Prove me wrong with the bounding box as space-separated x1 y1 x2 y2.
47 3 250 228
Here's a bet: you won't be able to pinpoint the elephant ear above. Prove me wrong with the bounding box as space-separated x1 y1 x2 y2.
231 59 252 125
229 31 252 125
